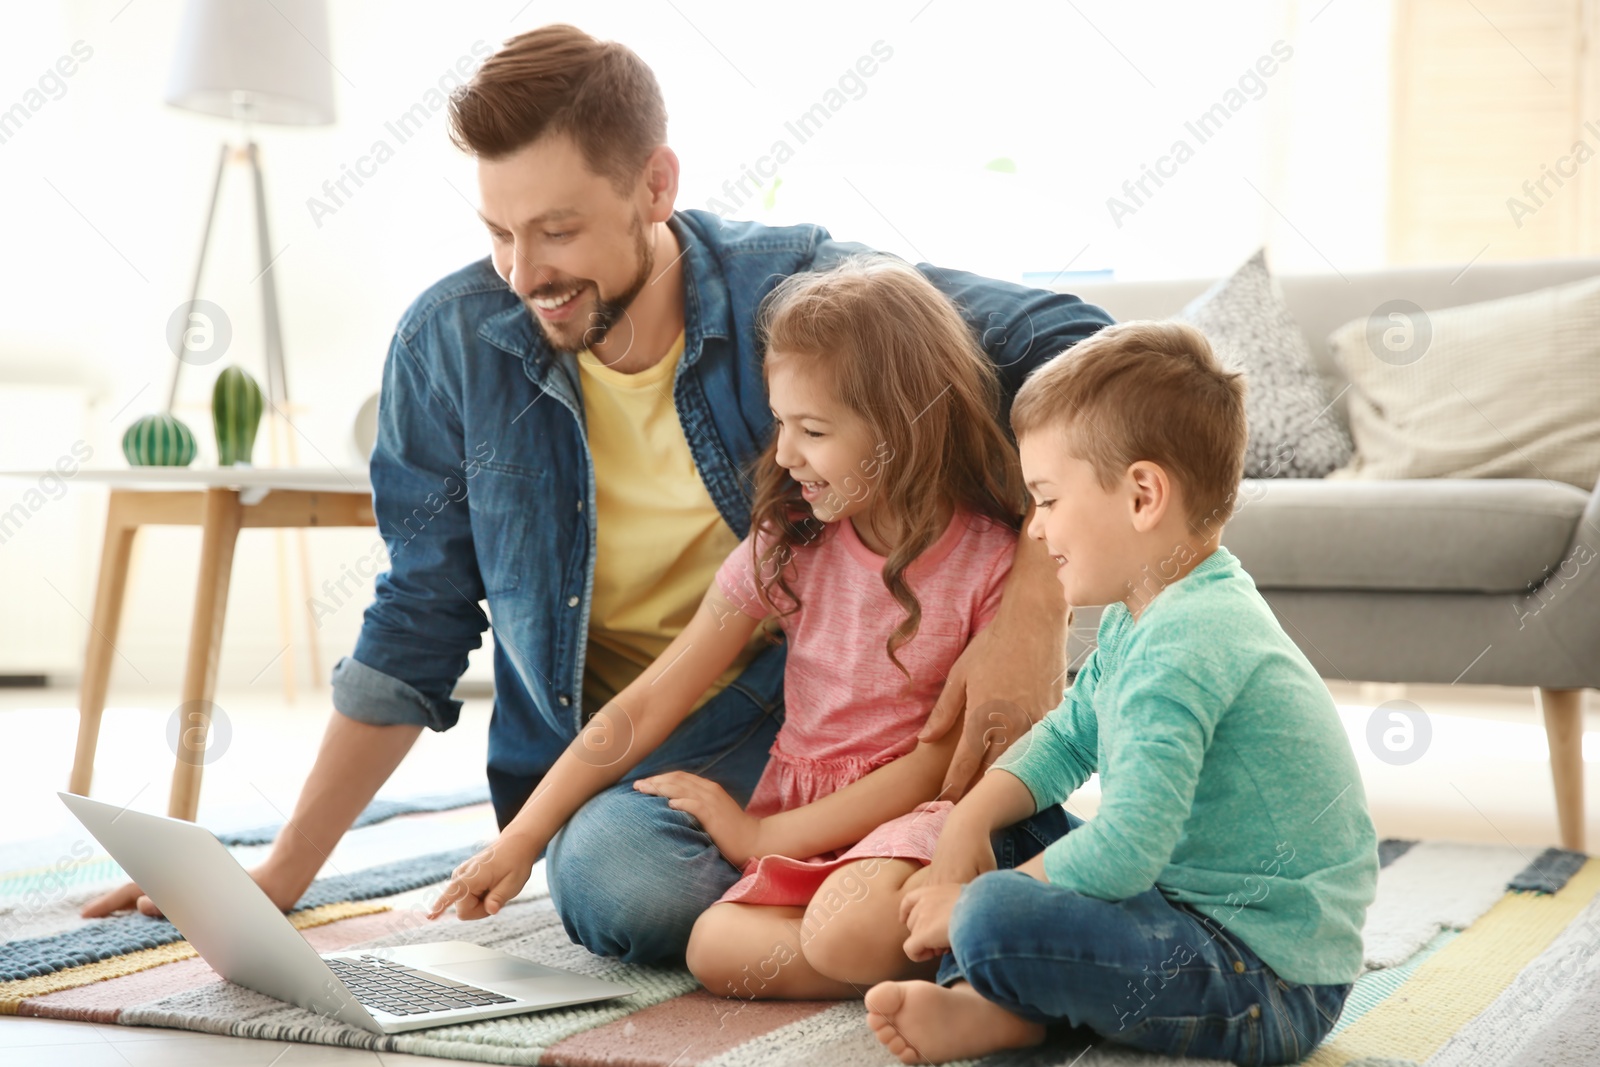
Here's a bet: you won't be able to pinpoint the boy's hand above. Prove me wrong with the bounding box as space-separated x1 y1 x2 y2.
427 834 536 921
634 771 763 867
921 823 996 888
900 882 963 961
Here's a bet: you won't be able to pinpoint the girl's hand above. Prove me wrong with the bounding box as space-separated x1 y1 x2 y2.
899 882 964 961
634 772 763 867
426 833 537 921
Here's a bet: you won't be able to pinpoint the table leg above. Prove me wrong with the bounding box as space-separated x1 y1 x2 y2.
296 527 324 686
273 527 297 702
168 488 244 821
68 493 139 796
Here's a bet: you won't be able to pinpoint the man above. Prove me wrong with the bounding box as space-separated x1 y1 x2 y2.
86 24 1112 966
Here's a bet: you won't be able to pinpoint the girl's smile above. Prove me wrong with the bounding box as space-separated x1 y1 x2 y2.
765 357 896 547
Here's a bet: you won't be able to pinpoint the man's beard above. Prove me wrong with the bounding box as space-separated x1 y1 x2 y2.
533 214 655 357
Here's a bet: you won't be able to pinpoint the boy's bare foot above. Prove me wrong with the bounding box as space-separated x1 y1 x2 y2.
865 979 1047 1064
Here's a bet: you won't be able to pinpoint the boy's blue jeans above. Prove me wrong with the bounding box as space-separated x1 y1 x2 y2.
938 810 1352 1066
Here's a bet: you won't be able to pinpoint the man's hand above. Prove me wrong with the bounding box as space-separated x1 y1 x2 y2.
921 507 1070 800
81 880 165 919
81 861 304 919
427 835 537 921
920 626 1063 801
634 771 762 867
899 882 964 961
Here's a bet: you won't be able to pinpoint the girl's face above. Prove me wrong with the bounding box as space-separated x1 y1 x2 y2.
766 356 892 531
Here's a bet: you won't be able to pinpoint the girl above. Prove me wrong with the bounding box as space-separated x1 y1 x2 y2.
430 254 1026 998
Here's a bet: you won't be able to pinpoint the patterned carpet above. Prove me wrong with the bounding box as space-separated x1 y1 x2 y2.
2 797 1596 1066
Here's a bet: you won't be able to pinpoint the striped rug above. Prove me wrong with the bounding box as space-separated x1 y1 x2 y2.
3 804 1595 1065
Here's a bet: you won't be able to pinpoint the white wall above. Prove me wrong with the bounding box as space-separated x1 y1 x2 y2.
0 0 1393 688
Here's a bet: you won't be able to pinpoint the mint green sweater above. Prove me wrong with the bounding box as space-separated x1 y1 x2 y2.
993 547 1378 985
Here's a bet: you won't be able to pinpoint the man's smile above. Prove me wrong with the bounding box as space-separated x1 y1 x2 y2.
530 283 587 320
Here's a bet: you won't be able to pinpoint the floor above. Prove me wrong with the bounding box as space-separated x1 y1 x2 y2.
0 678 1594 1065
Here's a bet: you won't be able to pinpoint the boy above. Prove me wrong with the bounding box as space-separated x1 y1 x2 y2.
864 321 1378 1065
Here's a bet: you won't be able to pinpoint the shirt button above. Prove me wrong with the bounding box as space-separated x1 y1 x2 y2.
1233 960 1246 974
576 500 583 511
1248 1004 1261 1019
567 595 579 607
558 695 570 706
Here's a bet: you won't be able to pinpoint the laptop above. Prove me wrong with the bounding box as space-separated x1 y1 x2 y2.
60 792 633 1034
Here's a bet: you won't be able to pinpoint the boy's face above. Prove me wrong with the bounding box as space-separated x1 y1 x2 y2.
1019 427 1143 610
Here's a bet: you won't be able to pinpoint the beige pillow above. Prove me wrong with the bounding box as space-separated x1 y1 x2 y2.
1328 273 1600 490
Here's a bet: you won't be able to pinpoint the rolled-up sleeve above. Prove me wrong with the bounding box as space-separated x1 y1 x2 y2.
331 655 453 731
336 330 489 732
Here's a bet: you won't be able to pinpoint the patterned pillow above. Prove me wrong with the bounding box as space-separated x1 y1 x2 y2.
1179 249 1354 479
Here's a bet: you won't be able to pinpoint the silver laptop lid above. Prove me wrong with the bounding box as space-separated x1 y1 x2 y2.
58 792 376 1030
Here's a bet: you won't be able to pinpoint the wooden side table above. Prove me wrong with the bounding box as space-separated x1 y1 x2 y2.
15 469 375 821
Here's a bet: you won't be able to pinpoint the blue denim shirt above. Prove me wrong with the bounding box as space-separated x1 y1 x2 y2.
330 209 1113 787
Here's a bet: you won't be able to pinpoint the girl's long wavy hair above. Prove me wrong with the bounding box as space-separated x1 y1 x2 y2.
747 254 1026 678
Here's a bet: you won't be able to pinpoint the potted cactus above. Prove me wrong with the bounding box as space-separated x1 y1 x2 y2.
212 364 264 466
122 411 198 467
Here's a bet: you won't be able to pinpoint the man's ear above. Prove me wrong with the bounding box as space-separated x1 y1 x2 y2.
1126 460 1171 533
640 145 679 222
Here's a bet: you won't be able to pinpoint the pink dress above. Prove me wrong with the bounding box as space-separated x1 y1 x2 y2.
712 509 1016 907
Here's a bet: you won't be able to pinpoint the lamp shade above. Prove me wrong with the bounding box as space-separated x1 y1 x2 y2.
165 0 336 126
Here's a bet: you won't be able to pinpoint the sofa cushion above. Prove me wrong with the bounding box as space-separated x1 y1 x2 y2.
1328 272 1600 490
1066 258 1600 438
1179 249 1354 479
1220 478 1591 593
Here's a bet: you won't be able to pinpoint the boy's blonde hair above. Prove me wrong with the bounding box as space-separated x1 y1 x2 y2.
1011 320 1248 535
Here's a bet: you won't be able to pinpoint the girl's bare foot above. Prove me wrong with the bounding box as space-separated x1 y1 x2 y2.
865 979 1047 1064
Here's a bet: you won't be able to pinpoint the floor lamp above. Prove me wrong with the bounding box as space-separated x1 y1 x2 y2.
165 0 337 701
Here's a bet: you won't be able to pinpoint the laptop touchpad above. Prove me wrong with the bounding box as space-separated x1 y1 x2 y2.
439 957 568 987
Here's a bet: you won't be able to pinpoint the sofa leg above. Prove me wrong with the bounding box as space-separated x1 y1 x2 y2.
1538 688 1588 852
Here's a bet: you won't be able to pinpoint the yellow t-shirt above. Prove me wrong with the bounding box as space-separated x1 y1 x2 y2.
575 329 769 718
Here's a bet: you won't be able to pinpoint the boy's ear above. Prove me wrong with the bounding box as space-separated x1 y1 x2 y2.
1126 460 1170 533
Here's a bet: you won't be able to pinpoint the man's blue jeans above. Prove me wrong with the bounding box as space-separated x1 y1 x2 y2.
536 641 787 966
937 811 1352 1066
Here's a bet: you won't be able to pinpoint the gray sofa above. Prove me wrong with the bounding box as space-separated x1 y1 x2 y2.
1063 257 1600 851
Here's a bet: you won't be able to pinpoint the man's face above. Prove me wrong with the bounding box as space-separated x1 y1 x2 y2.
477 133 655 356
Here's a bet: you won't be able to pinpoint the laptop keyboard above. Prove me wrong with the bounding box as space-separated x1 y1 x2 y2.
327 954 516 1016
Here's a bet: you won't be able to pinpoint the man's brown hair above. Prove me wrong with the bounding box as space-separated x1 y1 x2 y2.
1010 320 1248 535
446 24 667 193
